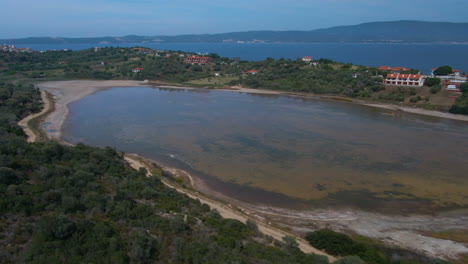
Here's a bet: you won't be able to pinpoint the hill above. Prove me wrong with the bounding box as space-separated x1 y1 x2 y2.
2 21 468 44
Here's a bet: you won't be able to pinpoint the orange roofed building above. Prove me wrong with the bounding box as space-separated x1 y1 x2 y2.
245 70 258 75
378 66 411 72
302 56 312 62
184 56 210 65
384 73 424 87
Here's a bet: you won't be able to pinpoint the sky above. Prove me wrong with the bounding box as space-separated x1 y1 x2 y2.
1 0 468 38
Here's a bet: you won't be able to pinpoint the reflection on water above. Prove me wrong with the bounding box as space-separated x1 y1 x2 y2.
63 87 468 214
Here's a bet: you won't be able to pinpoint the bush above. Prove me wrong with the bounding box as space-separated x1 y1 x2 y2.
0 167 18 185
424 77 441 87
305 229 390 264
430 84 442 94
433 66 453 76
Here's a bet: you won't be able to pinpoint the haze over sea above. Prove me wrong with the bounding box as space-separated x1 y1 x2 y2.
18 43 468 74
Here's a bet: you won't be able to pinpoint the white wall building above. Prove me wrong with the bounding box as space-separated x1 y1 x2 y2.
384 73 424 87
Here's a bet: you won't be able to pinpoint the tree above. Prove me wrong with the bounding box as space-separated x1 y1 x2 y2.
430 84 442 94
460 82 468 94
0 167 18 185
424 77 441 87
433 66 453 76
282 236 299 249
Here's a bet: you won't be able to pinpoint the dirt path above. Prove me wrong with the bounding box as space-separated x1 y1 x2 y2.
123 154 336 262
18 90 51 143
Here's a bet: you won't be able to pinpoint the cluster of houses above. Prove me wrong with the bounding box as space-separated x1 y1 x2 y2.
1 44 32 53
379 65 466 92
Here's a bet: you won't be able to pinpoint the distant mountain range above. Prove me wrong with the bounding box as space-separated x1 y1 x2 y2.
3 21 468 45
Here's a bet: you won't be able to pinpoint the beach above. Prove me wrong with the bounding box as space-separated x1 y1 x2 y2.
30 80 468 261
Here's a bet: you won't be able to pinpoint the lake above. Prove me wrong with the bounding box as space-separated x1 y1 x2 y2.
63 87 468 214
19 43 468 74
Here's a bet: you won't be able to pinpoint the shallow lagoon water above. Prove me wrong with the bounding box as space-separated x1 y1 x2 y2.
63 87 468 213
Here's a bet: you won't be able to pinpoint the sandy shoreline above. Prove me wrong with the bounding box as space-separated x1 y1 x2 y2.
34 80 468 260
37 80 151 140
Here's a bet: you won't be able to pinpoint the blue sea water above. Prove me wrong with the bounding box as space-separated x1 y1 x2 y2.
18 43 468 74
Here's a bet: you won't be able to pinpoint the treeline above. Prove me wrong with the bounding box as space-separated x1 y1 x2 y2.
231 58 385 97
0 48 225 82
1 82 334 263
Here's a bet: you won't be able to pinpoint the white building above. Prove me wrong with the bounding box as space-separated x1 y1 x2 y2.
384 73 424 87
302 56 312 62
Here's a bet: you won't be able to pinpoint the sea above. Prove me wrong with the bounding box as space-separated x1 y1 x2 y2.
17 43 468 74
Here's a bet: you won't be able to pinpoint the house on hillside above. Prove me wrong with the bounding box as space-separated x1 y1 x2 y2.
302 56 312 62
132 68 143 73
245 70 258 75
184 56 210 65
384 73 424 86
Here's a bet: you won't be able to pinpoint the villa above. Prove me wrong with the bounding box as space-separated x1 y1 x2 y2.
184 56 210 65
245 70 258 75
132 67 143 73
384 73 424 87
302 56 312 62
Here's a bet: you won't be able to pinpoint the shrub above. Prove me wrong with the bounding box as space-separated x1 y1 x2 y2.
430 84 442 94
424 77 441 87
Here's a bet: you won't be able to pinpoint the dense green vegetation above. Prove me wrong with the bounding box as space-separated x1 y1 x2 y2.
0 48 384 96
305 230 450 264
229 58 385 97
0 82 337 263
433 66 453 76
424 77 441 87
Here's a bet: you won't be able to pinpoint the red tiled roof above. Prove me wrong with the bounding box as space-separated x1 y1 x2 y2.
399 74 410 79
391 67 409 71
409 74 422 79
386 73 422 80
303 56 312 59
133 68 143 70
378 66 392 70
188 56 210 59
245 70 258 73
